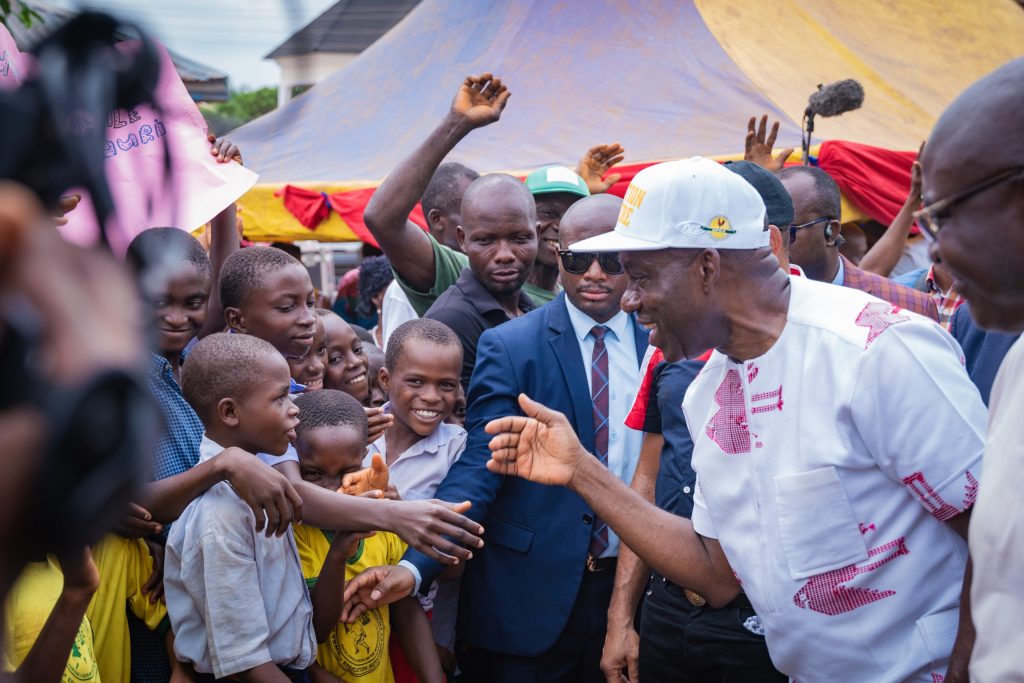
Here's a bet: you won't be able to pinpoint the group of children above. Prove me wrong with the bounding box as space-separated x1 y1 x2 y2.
4 200 472 681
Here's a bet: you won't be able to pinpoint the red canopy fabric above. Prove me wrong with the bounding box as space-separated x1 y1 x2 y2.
327 189 427 249
817 140 917 227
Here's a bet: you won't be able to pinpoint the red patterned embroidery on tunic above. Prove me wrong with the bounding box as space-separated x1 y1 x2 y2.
706 369 750 454
855 302 910 348
793 537 909 616
902 470 979 521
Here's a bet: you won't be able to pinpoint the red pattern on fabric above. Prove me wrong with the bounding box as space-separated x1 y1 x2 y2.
793 537 909 616
625 347 663 431
903 470 978 521
750 386 783 414
817 140 918 228
275 184 330 229
706 369 750 454
932 674 944 683
855 302 911 348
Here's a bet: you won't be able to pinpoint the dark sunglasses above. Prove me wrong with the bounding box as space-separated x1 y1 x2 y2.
557 250 624 275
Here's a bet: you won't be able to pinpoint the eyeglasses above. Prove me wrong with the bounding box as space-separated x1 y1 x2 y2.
557 250 624 275
913 166 1024 242
787 216 832 242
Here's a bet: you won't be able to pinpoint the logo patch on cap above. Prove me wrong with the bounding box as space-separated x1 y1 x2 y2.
546 166 582 186
703 215 736 241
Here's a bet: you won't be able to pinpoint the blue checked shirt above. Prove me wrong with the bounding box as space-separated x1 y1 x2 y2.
147 353 203 481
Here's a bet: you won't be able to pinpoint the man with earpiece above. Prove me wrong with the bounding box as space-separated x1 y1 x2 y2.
777 166 939 321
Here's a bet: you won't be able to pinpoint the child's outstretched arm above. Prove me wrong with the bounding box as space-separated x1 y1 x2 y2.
390 596 444 683
13 548 98 683
309 531 373 643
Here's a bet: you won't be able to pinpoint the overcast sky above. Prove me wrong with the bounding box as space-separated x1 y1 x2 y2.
49 0 338 90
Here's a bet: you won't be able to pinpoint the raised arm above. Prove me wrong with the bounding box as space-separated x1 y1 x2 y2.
199 134 243 338
859 151 923 276
362 73 510 291
487 394 740 606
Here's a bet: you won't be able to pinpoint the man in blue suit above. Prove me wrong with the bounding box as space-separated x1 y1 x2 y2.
344 194 648 682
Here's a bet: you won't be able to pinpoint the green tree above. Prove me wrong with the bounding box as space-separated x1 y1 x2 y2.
201 86 278 135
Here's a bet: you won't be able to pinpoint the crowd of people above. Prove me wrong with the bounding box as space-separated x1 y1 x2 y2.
0 23 1021 683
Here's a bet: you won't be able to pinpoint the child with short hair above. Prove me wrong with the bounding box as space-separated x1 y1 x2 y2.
366 320 467 675
292 390 443 683
165 332 317 682
319 309 370 402
287 313 328 392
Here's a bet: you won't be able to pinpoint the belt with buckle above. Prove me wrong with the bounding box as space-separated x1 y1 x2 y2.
683 588 707 607
586 553 617 573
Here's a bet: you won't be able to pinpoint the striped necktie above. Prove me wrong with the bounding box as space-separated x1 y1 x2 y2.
589 325 610 558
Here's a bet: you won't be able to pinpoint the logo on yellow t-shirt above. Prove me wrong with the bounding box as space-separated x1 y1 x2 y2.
66 623 98 681
330 609 385 677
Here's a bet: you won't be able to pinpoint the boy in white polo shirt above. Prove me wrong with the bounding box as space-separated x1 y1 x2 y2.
484 157 987 683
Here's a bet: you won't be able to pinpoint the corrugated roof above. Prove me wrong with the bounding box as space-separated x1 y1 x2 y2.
266 0 420 59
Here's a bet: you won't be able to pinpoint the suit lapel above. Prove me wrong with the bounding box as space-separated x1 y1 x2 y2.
547 296 595 452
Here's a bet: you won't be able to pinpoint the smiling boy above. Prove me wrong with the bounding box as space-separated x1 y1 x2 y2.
292 389 443 683
287 314 328 392
165 332 316 681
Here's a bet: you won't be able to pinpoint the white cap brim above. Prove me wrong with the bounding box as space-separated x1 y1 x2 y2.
569 229 669 253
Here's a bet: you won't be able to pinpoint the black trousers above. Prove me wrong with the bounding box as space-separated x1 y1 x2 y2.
638 573 785 683
457 564 615 683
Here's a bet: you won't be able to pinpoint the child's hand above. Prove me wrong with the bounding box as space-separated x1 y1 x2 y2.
330 530 375 559
58 547 99 595
52 193 81 226
114 502 163 538
207 133 242 165
218 447 304 537
381 484 401 501
142 538 165 604
340 453 389 496
365 407 394 444
341 565 416 622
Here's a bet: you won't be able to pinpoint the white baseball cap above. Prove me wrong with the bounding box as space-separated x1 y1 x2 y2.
570 157 769 252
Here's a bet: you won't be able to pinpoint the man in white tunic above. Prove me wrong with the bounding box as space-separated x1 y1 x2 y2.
484 157 986 683
921 58 1024 683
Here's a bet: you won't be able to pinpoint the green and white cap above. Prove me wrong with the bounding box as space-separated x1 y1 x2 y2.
570 157 768 252
524 165 590 198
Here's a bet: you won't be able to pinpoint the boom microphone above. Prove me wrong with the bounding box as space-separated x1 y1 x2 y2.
805 79 865 118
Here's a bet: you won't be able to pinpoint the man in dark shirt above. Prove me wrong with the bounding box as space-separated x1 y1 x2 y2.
950 302 1020 405
423 173 538 389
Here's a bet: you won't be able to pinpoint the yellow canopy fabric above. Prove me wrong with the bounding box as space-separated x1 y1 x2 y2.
695 0 1024 150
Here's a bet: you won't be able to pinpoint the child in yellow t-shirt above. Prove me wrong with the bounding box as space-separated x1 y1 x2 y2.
3 534 187 682
292 389 442 683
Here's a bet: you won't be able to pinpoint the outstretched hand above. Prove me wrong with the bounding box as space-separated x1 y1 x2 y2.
576 143 625 194
904 141 925 208
485 394 588 486
341 453 390 496
450 73 511 129
744 115 794 172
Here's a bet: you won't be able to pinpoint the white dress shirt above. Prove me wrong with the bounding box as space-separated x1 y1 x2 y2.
564 299 642 558
381 279 419 352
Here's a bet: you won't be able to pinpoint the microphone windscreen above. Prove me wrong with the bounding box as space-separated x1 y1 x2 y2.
807 79 865 118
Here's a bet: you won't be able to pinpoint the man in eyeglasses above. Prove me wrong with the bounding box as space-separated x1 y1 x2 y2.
777 166 939 320
922 57 1024 683
343 193 647 683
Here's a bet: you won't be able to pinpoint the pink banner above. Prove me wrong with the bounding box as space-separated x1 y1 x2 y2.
59 40 257 255
0 22 27 89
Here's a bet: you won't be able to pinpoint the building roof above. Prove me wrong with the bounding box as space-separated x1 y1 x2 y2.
10 2 229 101
266 0 420 59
